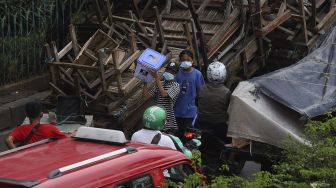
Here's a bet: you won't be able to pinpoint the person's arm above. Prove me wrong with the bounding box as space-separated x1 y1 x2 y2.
142 82 149 98
5 136 16 149
152 72 169 97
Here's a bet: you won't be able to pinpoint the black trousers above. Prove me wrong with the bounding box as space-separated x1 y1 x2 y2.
175 117 194 143
195 119 230 168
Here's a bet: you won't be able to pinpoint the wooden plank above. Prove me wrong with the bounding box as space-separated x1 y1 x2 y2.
83 49 98 62
57 41 73 59
208 21 241 58
298 0 308 44
117 50 141 73
182 22 195 57
277 26 295 36
151 27 158 49
73 73 81 96
207 8 240 47
94 0 103 23
154 6 166 53
311 0 317 27
196 0 211 15
45 44 57 85
166 0 172 14
49 82 66 96
122 77 141 95
97 50 107 92
111 15 155 27
315 6 336 31
258 10 292 36
51 41 60 62
162 15 223 24
49 62 99 72
69 24 79 56
106 0 113 25
58 67 74 82
112 51 123 94
175 0 188 9
76 70 91 89
140 0 154 18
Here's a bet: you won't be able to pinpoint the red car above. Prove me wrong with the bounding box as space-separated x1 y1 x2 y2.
0 127 194 188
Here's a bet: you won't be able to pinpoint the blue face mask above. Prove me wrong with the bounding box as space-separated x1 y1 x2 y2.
162 72 174 81
180 61 192 69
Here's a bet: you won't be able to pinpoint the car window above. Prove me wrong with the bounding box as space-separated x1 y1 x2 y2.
115 174 154 188
163 164 194 182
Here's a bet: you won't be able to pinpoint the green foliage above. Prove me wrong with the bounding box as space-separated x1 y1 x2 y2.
180 114 336 187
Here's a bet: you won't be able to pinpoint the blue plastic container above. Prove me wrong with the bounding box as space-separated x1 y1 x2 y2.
137 48 166 70
135 48 166 82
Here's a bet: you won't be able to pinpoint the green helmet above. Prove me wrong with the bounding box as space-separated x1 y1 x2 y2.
143 106 166 130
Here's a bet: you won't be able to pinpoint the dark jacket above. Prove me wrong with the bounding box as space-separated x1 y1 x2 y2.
197 83 231 123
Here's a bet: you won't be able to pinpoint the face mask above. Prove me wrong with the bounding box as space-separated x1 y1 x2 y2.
180 61 192 69
162 72 174 81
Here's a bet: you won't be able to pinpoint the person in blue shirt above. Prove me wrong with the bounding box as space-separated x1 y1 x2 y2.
174 50 205 142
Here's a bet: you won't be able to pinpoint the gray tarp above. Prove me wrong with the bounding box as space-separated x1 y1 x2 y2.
253 27 336 118
227 26 336 147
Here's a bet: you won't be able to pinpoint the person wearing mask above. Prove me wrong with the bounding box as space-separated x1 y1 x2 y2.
143 62 180 131
196 61 231 174
174 50 205 142
5 101 67 149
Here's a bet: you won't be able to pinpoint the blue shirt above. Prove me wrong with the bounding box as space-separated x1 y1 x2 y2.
174 68 205 118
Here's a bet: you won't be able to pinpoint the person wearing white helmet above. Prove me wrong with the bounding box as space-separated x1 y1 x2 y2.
195 61 231 175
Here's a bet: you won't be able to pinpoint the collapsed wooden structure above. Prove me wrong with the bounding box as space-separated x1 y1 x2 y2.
44 0 336 135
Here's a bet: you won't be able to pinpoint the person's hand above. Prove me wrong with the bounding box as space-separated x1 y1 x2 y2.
149 70 159 80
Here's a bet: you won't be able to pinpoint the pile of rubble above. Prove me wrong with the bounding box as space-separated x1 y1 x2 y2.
44 0 336 135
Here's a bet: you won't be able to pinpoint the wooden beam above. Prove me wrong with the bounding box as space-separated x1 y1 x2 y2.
106 0 113 25
117 50 141 73
69 24 79 56
49 62 99 72
154 6 166 53
58 41 73 59
311 0 317 27
98 50 107 92
315 6 336 31
175 0 188 9
257 10 292 37
111 15 155 27
182 22 195 56
207 8 240 47
45 44 57 85
140 0 154 18
298 0 308 44
196 0 211 15
162 15 223 24
122 77 141 95
112 51 123 94
49 82 66 96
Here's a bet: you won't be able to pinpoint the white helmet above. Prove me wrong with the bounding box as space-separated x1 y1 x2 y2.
207 61 227 83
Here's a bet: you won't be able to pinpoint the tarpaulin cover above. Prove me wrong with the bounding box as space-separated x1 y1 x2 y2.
253 27 336 118
227 26 336 147
228 81 306 147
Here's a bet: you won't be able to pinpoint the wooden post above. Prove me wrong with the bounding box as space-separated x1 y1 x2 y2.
129 32 138 53
311 0 316 27
154 6 166 53
69 24 79 57
112 50 123 94
255 0 266 66
182 22 195 60
106 0 113 25
94 0 103 23
73 72 81 96
98 49 107 92
187 0 208 73
45 43 57 85
298 0 308 44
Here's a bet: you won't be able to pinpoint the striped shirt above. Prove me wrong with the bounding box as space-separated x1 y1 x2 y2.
149 81 180 129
